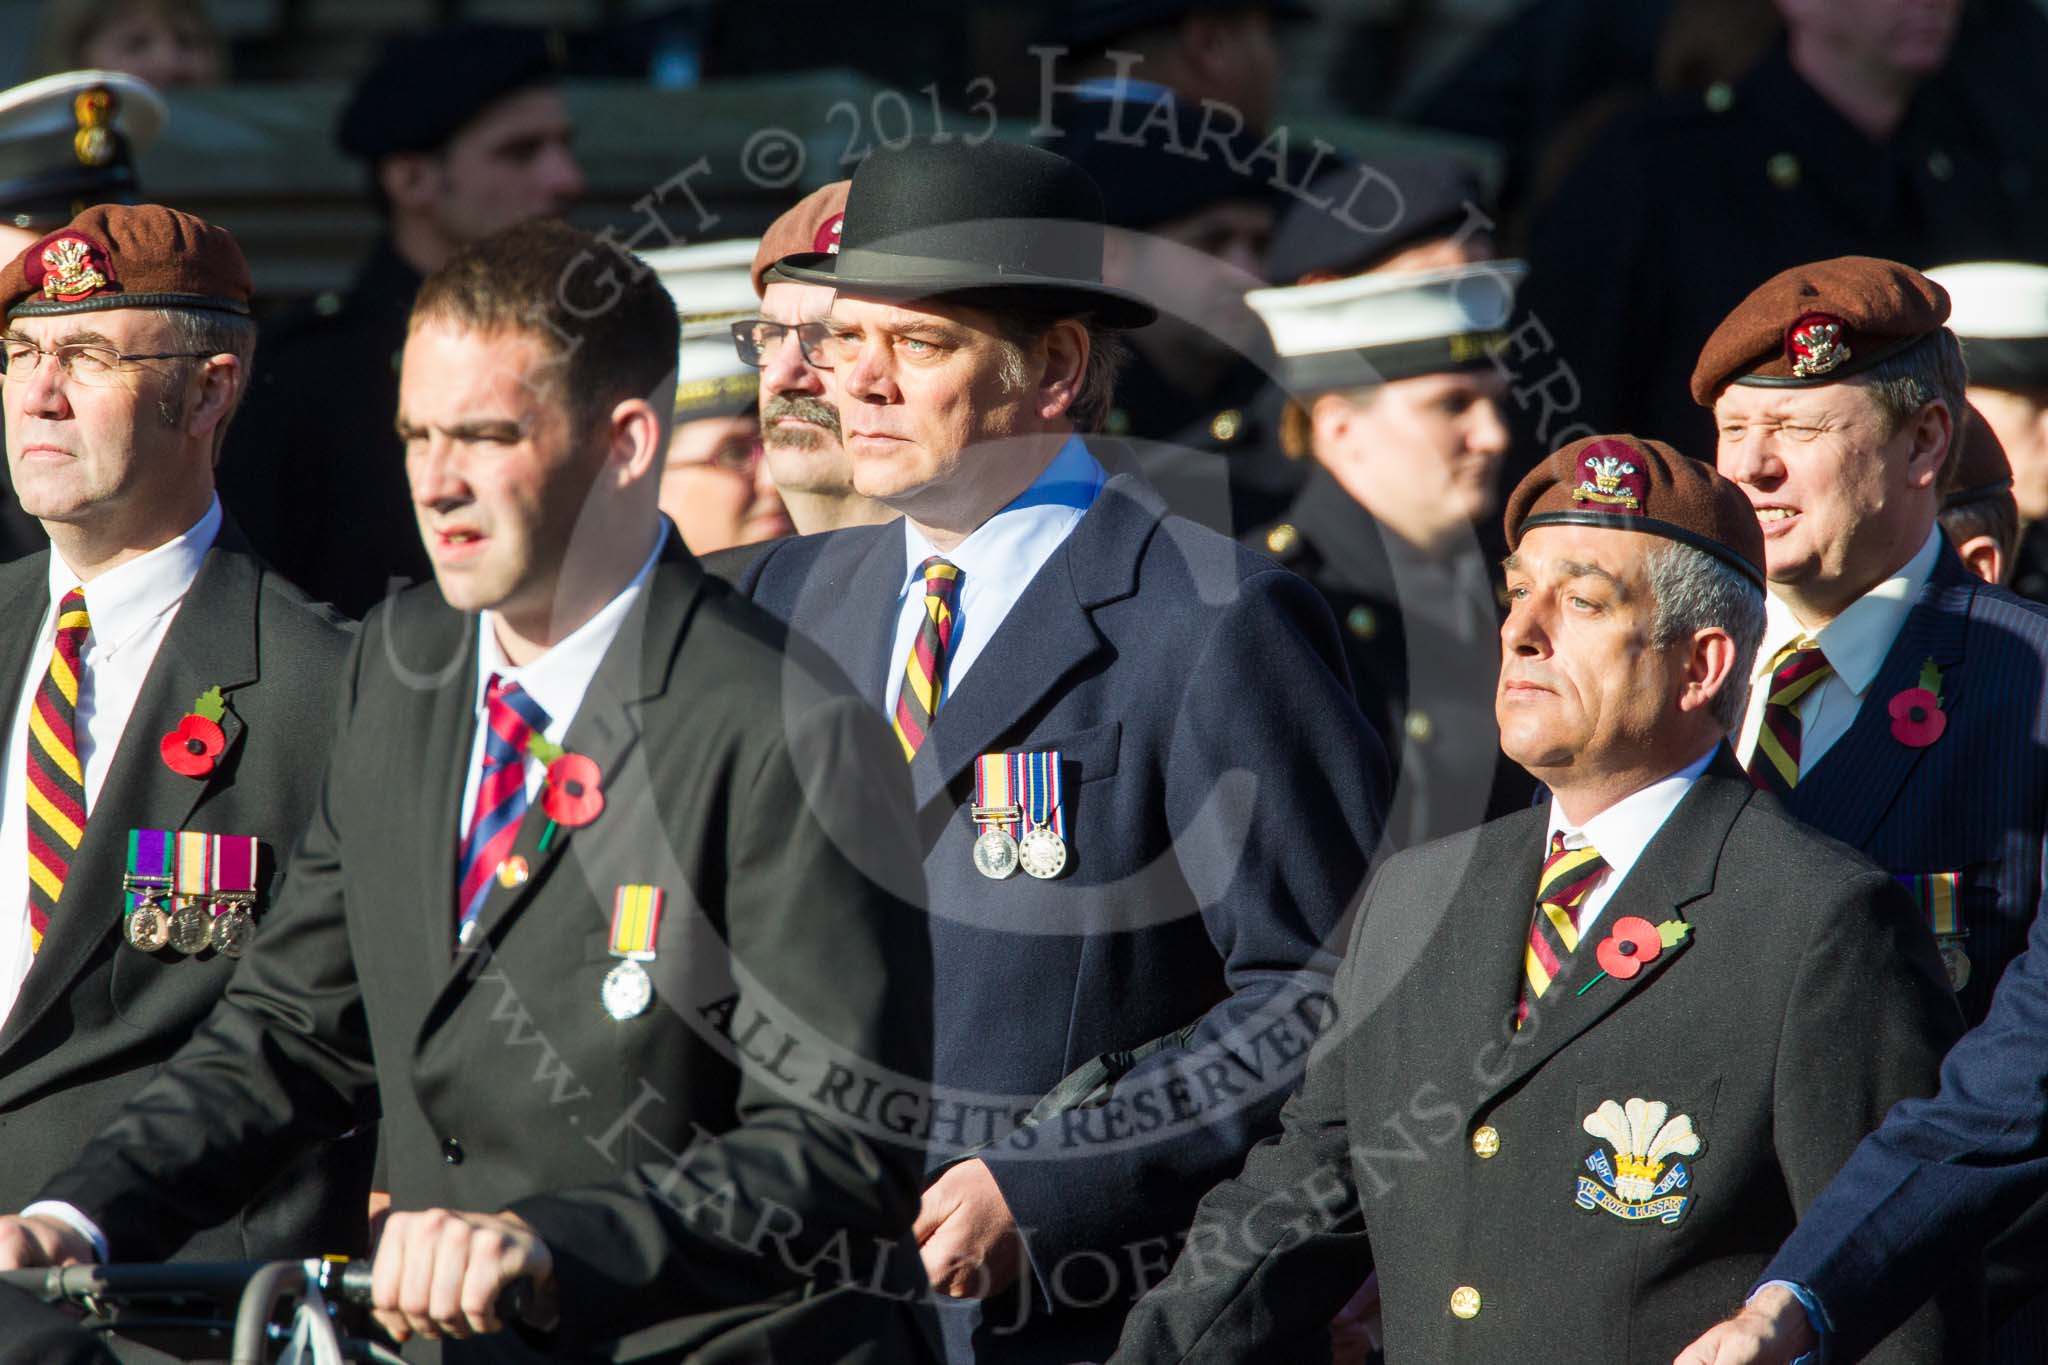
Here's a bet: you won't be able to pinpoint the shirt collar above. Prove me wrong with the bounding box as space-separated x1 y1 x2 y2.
474 527 667 726
1756 526 1941 696
899 434 1104 593
48 497 222 659
1547 746 1717 880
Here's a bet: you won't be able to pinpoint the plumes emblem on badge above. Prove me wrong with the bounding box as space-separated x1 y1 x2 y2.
1575 1097 1702 1225
1788 312 1851 378
39 236 111 302
1570 439 1647 513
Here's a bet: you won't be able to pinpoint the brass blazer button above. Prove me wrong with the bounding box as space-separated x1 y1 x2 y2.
1471 1125 1500 1159
1450 1285 1482 1319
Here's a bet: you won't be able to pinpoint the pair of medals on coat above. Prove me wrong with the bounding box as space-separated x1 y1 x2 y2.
120 829 259 958
970 750 1067 881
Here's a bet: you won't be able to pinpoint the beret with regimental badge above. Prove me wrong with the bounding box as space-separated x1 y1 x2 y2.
0 71 165 230
750 180 848 298
1505 433 1766 587
2 203 250 319
338 23 566 162
1927 261 2048 391
1245 258 1525 393
1943 406 2015 512
645 238 760 420
1691 256 1950 406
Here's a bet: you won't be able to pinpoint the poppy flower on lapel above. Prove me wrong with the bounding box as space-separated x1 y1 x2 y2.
540 752 604 828
1888 661 1947 748
159 687 228 778
1594 916 1665 981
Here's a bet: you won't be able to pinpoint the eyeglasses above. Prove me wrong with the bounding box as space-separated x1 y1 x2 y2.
0 339 215 388
729 319 836 370
669 436 765 476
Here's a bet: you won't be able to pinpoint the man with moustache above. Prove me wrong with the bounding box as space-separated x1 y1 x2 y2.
221 23 587 616
0 218 937 1363
1111 437 1969 1365
737 140 1385 1363
0 205 367 1337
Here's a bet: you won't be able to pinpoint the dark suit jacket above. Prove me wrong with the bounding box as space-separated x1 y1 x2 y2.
737 468 1387 1362
1111 757 1975 1364
38 535 940 1364
0 524 369 1260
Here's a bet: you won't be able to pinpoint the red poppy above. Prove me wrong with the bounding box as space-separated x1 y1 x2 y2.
159 714 225 777
541 752 605 827
1594 916 1663 981
1888 687 1947 748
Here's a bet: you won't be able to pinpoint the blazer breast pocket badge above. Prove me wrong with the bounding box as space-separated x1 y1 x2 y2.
970 750 1067 881
1575 1097 1703 1227
121 829 260 958
1896 871 1970 991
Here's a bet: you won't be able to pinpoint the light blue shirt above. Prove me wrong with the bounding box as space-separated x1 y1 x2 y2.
881 435 1104 717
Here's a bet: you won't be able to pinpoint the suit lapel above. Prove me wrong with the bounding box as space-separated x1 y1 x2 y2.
1481 756 1751 1103
1787 548 1974 849
0 539 261 1055
398 605 481 963
907 473 1153 811
797 527 907 709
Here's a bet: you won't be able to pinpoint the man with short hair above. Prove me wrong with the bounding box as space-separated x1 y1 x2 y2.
0 217 938 1363
1111 436 1969 1365
738 139 1385 1364
221 23 586 618
1940 411 2020 586
0 205 366 1292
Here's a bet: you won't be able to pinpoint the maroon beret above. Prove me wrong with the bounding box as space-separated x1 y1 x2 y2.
1942 405 2014 511
752 180 849 298
1690 256 1950 406
1504 433 1766 586
2 203 251 320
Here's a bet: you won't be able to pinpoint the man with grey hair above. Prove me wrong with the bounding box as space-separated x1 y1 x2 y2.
1112 435 1968 1365
0 204 368 1303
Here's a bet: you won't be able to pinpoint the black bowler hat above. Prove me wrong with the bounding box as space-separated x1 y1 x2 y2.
771 141 1157 330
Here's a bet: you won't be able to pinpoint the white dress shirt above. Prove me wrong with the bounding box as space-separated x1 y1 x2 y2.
1545 747 1716 934
1736 527 1941 779
882 435 1104 716
0 498 221 1023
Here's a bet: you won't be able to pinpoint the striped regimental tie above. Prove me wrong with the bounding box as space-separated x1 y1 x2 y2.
892 556 961 761
1747 636 1833 798
453 675 550 940
25 588 90 955
1517 831 1609 1028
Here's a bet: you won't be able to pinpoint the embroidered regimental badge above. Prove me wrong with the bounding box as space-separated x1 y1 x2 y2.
813 211 844 255
36 234 114 303
1788 312 1851 378
1570 439 1647 513
1574 1097 1702 1226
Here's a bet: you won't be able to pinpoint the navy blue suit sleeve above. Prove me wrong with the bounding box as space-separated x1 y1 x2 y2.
980 566 1388 1286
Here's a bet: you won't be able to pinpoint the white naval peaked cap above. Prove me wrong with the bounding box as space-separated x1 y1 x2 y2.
1927 262 2048 389
642 238 761 419
1244 259 1527 392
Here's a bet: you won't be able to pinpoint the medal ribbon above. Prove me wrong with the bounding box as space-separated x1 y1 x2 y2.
610 885 664 961
1021 750 1065 837
173 829 213 905
974 754 1021 837
1899 872 1962 938
124 828 172 918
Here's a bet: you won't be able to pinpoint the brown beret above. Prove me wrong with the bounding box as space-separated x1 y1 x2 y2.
2 203 251 320
1690 256 1950 406
1504 433 1766 586
751 180 849 298
1942 405 2014 511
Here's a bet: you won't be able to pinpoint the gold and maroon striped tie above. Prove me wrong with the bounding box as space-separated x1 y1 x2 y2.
892 557 961 760
1748 637 1832 797
25 588 90 954
1517 831 1608 1027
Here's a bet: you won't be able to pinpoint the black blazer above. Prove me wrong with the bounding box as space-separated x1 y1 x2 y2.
38 535 940 1363
0 525 369 1260
1111 758 1976 1363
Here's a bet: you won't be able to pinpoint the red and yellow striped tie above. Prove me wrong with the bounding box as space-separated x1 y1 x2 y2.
1748 636 1832 797
25 587 90 954
892 557 961 760
1518 831 1608 1027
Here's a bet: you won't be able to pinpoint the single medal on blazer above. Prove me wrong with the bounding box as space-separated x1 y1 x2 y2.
970 753 1021 880
207 832 259 958
1899 871 1970 992
1017 749 1068 880
603 884 664 1020
122 828 175 952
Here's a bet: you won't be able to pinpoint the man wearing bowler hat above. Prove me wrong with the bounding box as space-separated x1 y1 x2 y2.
1112 437 1971 1365
736 139 1386 1363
